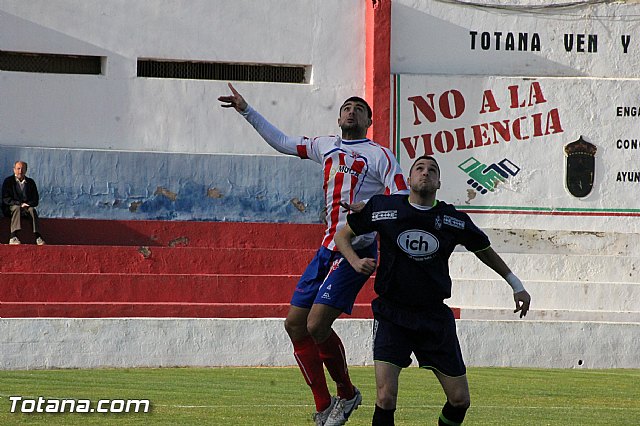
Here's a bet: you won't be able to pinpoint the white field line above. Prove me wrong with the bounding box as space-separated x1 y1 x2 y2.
2 395 637 412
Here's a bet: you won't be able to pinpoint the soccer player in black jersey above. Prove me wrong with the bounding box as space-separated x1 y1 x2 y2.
335 155 531 426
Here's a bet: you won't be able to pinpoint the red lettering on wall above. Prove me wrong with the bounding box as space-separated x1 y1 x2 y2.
508 81 547 109
407 90 466 125
400 135 434 158
407 95 437 125
439 90 466 120
479 89 500 114
546 108 563 134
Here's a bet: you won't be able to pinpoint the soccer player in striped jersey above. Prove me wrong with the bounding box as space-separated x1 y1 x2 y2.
219 83 408 425
334 155 531 426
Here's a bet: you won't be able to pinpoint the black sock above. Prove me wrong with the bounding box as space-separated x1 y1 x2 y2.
372 404 395 426
10 232 17 238
34 232 41 239
438 401 468 425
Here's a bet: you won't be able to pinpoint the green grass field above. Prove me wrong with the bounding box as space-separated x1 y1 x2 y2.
0 367 638 425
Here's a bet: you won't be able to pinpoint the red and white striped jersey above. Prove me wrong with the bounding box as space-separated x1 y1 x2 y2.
241 105 408 250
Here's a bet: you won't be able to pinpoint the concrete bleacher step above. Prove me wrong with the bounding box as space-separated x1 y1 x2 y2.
449 278 640 312
458 307 640 322
450 251 640 283
448 231 640 324
483 228 640 256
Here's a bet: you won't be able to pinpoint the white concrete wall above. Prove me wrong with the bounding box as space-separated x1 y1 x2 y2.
0 0 365 154
1 318 637 370
0 0 364 221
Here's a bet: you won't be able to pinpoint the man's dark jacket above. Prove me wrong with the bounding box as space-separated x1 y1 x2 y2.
1 175 39 218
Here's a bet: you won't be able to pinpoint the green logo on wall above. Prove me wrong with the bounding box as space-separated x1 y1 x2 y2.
458 157 521 195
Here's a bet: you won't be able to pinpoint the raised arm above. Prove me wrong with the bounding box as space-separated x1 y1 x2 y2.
474 246 531 318
218 82 248 112
218 83 302 156
334 223 377 276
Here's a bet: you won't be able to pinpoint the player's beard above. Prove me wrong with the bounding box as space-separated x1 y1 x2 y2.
340 121 366 139
410 180 437 197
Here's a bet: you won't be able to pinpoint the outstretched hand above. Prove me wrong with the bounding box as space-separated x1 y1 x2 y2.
339 201 365 213
513 290 531 318
218 83 248 112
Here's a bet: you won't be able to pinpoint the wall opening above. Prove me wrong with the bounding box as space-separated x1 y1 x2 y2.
0 50 102 75
137 59 309 83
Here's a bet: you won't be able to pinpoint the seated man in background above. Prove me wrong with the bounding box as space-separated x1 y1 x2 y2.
2 161 45 245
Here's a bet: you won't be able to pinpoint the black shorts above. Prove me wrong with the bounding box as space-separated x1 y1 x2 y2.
372 299 466 377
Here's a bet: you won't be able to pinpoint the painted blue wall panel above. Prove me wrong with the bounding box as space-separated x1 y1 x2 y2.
0 147 324 223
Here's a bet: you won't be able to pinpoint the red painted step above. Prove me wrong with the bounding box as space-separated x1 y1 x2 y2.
0 246 316 275
0 272 376 304
0 302 377 319
0 218 324 248
0 219 461 320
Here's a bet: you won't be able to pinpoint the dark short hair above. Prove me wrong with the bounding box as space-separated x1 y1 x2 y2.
410 155 440 174
341 97 372 119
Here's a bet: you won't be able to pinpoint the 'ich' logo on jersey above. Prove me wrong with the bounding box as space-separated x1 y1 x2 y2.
397 230 439 260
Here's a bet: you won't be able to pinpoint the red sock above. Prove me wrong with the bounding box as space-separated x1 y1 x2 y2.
316 330 355 400
293 335 332 412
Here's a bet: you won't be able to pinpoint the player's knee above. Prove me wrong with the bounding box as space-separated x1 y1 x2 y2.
376 390 397 410
375 380 398 410
283 317 307 340
449 394 470 410
306 319 331 343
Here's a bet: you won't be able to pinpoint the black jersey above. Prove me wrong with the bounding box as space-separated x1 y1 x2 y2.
347 194 490 309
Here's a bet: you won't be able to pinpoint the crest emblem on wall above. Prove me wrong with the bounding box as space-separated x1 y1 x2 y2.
564 136 597 198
